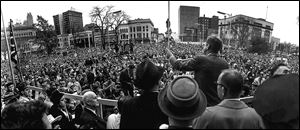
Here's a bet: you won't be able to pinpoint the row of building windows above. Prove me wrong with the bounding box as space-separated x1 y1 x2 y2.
121 34 129 39
14 32 34 37
129 25 149 32
129 33 149 39
120 28 128 33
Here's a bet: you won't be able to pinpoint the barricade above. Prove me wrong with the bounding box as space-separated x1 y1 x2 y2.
27 86 117 119
27 86 254 118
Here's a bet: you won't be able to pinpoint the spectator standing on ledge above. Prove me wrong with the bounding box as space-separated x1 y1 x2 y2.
166 35 229 106
193 69 265 129
120 58 168 129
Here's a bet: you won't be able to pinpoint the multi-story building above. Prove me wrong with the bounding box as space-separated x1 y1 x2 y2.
218 14 274 48
58 31 94 49
127 18 154 44
118 24 129 45
53 14 63 35
83 23 101 32
198 15 210 42
62 10 83 34
198 15 219 42
1 25 36 54
178 6 200 42
57 34 73 48
23 13 33 26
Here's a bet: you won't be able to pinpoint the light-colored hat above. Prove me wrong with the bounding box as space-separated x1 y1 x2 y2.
158 76 207 120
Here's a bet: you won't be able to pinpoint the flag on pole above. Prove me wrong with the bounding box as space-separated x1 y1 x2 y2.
9 20 18 66
8 19 22 82
2 8 17 87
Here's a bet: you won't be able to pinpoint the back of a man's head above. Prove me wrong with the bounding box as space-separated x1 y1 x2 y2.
206 35 223 53
219 69 243 97
1 100 50 129
82 91 98 108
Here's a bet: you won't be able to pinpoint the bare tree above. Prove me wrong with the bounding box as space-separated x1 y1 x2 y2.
230 19 251 49
90 5 114 50
110 11 130 45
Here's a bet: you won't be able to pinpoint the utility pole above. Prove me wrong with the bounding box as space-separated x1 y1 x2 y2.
218 11 232 50
167 1 170 48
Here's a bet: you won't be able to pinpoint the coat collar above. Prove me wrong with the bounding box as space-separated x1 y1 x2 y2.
84 107 98 117
217 99 248 109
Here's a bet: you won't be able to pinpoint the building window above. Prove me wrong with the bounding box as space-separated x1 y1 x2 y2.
146 33 148 38
137 33 142 39
143 26 145 32
137 26 141 32
130 27 132 32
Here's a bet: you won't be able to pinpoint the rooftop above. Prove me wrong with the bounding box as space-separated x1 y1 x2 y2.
128 18 154 26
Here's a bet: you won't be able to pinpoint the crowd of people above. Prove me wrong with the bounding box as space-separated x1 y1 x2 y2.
1 35 299 129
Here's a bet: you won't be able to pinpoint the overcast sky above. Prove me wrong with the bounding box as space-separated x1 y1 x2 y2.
1 1 299 45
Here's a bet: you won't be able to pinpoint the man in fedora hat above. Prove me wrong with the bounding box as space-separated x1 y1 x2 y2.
158 76 207 129
166 35 229 107
120 58 168 129
193 69 265 129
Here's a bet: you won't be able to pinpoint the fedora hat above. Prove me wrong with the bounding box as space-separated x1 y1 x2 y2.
50 89 64 104
158 76 207 120
134 59 164 90
253 73 299 128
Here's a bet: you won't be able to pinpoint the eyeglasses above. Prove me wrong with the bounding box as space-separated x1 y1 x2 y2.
214 81 226 88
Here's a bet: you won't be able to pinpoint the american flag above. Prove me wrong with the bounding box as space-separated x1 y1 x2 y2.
9 19 22 81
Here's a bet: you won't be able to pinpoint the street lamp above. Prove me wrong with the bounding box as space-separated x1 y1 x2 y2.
217 11 232 49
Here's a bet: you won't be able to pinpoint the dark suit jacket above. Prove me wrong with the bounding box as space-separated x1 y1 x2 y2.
120 92 168 129
119 69 134 90
78 107 106 129
49 104 76 129
173 54 229 106
193 99 265 129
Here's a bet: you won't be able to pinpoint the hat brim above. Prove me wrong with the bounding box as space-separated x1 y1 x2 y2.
158 85 207 120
